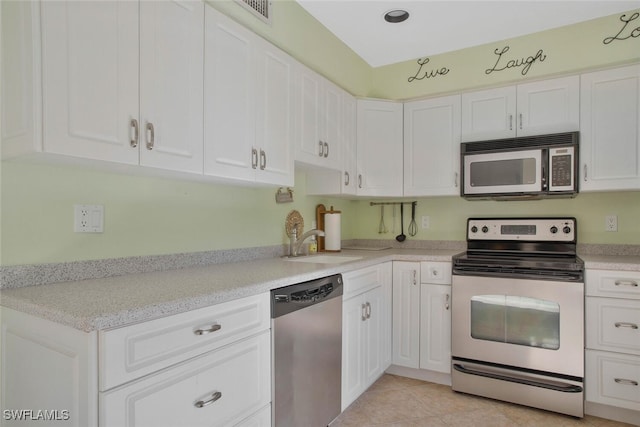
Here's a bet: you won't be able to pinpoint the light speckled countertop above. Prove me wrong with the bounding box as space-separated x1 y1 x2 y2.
1 249 638 333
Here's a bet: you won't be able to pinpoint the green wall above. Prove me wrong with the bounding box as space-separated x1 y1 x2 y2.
1 2 639 266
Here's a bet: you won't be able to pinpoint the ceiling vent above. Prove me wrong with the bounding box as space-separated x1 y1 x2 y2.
235 0 272 24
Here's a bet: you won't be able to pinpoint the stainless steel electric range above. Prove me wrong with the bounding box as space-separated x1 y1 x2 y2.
451 217 585 417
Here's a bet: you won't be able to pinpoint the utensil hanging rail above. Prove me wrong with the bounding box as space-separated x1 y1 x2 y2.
370 201 417 206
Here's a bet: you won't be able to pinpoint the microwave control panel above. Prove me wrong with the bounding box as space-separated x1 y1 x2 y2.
549 146 575 191
467 218 576 242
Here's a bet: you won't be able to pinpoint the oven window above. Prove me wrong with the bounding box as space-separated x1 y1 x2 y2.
470 295 560 350
470 158 537 187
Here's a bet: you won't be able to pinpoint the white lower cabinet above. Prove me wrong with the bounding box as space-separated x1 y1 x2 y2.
341 263 392 410
100 331 271 427
585 269 640 423
392 261 452 374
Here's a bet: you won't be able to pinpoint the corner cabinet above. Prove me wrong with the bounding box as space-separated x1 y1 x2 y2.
356 100 404 196
203 5 294 186
580 64 640 192
341 263 392 410
403 95 461 196
40 0 204 173
461 75 579 142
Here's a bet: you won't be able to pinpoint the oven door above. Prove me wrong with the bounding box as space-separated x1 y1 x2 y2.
463 149 543 196
451 274 583 378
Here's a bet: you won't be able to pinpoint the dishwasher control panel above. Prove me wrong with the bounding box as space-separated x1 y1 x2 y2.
271 274 343 318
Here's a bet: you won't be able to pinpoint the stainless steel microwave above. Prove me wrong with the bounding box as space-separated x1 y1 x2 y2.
461 132 579 200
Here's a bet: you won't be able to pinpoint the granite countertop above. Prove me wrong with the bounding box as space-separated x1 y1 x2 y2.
1 248 638 333
0 249 457 332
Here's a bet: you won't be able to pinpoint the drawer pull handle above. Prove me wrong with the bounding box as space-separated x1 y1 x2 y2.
614 280 638 287
194 391 222 408
194 324 222 335
614 322 638 329
614 378 638 386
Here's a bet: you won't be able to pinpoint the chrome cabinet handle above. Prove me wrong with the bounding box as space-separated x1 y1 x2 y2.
259 149 266 170
445 294 450 310
194 391 222 408
519 113 523 130
509 114 513 131
615 322 638 329
584 164 588 181
130 119 139 148
358 174 362 189
365 302 371 319
318 141 324 157
361 303 367 321
324 142 329 158
412 270 417 286
251 148 258 169
145 122 154 150
344 171 350 186
454 172 458 187
615 279 638 287
615 378 638 386
194 324 222 336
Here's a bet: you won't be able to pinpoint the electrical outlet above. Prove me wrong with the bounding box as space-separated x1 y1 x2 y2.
605 215 618 232
421 215 430 229
74 204 104 233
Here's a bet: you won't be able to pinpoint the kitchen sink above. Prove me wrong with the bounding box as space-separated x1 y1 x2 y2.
284 255 362 264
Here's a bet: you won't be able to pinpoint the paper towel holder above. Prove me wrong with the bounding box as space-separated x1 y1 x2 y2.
322 205 342 252
315 204 342 252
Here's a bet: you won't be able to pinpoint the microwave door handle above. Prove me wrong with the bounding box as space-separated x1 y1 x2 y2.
542 163 547 190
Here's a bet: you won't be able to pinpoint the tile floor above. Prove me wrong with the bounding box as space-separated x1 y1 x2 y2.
332 374 635 427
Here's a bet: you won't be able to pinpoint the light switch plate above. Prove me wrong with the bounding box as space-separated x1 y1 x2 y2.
74 204 104 233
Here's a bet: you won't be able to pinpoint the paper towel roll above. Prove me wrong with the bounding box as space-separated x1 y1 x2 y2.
324 212 341 251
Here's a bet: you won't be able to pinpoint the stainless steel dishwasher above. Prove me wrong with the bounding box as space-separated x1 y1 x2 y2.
271 274 343 427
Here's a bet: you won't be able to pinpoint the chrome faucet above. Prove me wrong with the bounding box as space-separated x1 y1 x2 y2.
289 227 325 257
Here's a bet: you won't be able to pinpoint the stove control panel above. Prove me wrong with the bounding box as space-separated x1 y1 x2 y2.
467 218 576 242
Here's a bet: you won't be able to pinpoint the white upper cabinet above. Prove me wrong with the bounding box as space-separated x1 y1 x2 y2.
41 0 204 173
461 75 579 142
203 5 294 186
356 99 404 196
580 64 640 192
404 95 461 197
295 67 343 171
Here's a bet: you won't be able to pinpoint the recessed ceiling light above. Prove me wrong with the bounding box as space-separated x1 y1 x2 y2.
384 9 409 23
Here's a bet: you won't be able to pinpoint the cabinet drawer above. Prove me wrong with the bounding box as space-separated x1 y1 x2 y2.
99 293 270 391
343 262 390 300
420 262 452 284
586 297 640 355
100 331 271 427
586 270 640 299
586 350 640 411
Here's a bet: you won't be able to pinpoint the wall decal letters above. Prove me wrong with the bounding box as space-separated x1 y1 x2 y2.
407 57 450 82
603 12 640 44
485 46 547 76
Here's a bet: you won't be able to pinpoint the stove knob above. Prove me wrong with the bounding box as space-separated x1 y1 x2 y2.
563 226 571 234
481 226 489 233
470 226 478 233
550 226 558 234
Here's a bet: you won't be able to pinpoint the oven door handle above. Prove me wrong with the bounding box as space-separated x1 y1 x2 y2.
452 363 583 393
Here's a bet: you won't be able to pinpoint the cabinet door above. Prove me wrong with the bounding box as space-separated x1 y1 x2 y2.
100 331 271 427
323 82 343 170
404 95 461 196
356 99 403 196
419 284 452 373
254 37 295 186
41 1 139 164
139 0 204 174
203 5 256 182
580 65 640 191
516 76 579 137
342 93 358 195
392 262 420 368
296 66 325 166
363 285 384 387
461 86 516 142
341 294 365 411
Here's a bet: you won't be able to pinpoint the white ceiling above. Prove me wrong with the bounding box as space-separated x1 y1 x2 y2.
295 0 640 67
